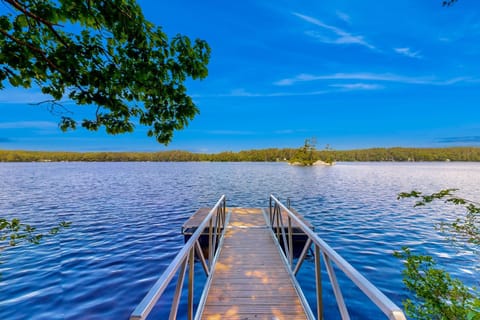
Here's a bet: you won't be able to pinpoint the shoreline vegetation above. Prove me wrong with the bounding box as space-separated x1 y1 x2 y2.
287 138 335 166
1 147 480 162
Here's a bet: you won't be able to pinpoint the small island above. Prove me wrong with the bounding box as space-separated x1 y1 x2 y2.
288 138 335 166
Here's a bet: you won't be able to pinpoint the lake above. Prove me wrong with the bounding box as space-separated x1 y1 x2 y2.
0 162 478 319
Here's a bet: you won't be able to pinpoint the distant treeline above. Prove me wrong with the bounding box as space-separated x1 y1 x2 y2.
1 147 480 162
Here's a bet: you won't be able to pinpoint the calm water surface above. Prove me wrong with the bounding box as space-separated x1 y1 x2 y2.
0 162 478 319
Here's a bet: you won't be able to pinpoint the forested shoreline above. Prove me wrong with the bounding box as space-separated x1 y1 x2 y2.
1 147 480 162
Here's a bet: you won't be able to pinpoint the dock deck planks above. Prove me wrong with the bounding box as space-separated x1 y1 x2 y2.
200 208 308 320
182 207 313 234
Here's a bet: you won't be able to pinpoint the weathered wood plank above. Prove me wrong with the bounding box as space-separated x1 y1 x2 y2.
182 207 215 232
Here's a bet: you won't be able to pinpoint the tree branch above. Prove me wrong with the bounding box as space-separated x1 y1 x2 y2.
0 28 66 73
28 99 72 115
4 0 70 48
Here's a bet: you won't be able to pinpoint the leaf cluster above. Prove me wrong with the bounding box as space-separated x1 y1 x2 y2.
398 189 479 245
396 188 479 319
394 247 479 320
0 217 71 248
443 0 458 6
0 0 210 144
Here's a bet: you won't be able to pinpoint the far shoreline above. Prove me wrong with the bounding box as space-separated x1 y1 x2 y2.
1 146 480 162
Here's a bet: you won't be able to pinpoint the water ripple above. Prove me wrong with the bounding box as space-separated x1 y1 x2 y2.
0 162 478 319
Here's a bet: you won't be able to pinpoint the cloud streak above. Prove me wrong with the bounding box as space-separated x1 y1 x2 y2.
0 121 58 129
198 88 328 98
329 83 383 90
336 11 351 23
274 72 471 86
394 47 422 59
293 12 375 50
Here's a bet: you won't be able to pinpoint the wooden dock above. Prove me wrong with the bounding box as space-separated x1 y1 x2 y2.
182 207 313 257
196 208 308 320
131 196 407 320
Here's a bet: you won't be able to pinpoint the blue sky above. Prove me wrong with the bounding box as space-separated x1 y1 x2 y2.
1 0 480 152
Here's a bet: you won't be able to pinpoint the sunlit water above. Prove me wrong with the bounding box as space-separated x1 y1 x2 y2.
0 162 478 319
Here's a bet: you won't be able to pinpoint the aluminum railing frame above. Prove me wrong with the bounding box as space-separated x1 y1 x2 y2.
130 195 227 320
269 194 407 320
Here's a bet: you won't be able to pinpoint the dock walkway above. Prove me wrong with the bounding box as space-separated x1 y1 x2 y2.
199 208 307 319
130 195 407 320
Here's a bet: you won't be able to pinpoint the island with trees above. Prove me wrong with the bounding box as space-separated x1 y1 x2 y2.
288 138 335 166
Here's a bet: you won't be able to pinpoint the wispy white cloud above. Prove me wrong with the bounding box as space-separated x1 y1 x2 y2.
274 74 320 86
394 47 422 59
229 88 259 97
198 84 383 99
199 73 471 99
336 11 351 24
274 129 295 134
439 37 452 42
205 88 328 98
0 121 58 129
273 129 310 134
0 91 50 104
330 83 384 90
274 72 471 86
0 88 75 105
293 12 375 50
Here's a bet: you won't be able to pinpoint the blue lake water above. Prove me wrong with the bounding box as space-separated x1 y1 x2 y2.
0 162 478 319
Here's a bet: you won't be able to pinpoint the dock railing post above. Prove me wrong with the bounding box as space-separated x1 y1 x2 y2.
222 196 226 226
188 248 195 320
168 257 188 320
269 196 272 226
315 245 323 320
275 203 282 247
188 248 194 320
208 217 213 269
288 215 293 268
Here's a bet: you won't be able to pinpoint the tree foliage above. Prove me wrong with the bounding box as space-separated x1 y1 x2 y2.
398 189 479 245
394 248 479 320
0 218 70 248
396 190 480 319
0 0 210 144
443 0 458 6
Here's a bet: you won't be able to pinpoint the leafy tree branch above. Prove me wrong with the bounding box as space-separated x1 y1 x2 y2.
394 248 479 320
0 0 210 144
0 218 70 249
396 189 479 319
398 189 479 245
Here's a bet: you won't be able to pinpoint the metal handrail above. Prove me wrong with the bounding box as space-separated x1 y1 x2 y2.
269 195 406 320
130 195 227 320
